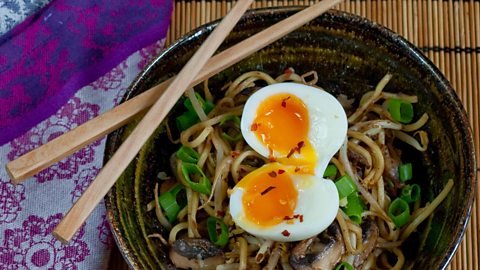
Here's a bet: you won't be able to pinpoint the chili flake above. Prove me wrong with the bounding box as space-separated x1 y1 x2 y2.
281 230 290 237
251 123 259 131
284 67 294 75
231 150 241 158
278 169 285 174
287 148 295 158
281 96 291 108
268 171 277 178
260 186 276 196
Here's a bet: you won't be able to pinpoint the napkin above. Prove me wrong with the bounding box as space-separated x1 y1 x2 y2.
0 0 173 268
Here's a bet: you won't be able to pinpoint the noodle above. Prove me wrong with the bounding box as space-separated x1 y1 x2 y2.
147 69 453 269
400 179 454 240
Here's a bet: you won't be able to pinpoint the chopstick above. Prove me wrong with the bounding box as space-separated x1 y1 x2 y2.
52 0 255 243
7 0 343 184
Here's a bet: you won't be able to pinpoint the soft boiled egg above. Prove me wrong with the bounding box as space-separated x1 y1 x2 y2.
229 82 347 242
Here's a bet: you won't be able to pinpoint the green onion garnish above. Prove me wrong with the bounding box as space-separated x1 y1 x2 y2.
176 146 199 163
399 163 413 182
180 162 211 195
219 115 242 142
207 216 229 247
335 175 357 199
176 111 199 131
401 184 421 203
335 262 354 270
158 184 186 223
387 98 414 123
176 92 214 131
343 192 365 224
388 198 411 228
323 164 338 178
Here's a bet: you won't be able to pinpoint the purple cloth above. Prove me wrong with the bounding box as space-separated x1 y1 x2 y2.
0 0 173 268
0 0 173 145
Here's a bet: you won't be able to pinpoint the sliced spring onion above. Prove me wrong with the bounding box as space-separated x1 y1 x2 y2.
176 92 215 131
343 192 365 224
335 262 354 270
401 184 421 203
180 163 212 195
207 216 229 247
184 92 214 114
158 184 186 223
388 198 411 228
335 175 357 199
323 164 338 178
219 115 242 142
399 163 413 182
387 98 414 123
176 145 199 163
176 111 199 131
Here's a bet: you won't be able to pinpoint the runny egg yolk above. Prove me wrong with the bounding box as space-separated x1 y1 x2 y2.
251 93 317 171
238 164 298 227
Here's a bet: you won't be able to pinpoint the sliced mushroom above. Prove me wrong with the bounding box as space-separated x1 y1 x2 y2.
352 219 379 268
169 238 224 269
289 222 345 270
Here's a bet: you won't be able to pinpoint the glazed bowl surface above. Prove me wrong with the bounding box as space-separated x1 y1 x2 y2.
104 7 476 270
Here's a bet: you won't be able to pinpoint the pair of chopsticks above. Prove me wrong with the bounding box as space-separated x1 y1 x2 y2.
6 0 343 243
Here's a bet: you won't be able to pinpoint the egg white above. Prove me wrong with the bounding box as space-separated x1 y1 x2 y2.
240 82 348 176
229 171 339 242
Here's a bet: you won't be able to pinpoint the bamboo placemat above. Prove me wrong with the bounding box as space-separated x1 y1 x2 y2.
109 1 479 269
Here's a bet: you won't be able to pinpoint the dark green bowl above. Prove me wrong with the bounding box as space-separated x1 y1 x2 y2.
104 7 476 270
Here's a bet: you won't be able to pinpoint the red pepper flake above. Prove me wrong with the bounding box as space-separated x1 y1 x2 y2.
260 186 276 196
299 215 304 223
284 67 294 75
283 216 293 220
296 141 305 154
268 171 277 178
281 230 290 237
278 169 285 174
231 150 240 158
251 123 259 131
281 96 291 108
293 214 299 219
287 148 295 158
294 167 301 172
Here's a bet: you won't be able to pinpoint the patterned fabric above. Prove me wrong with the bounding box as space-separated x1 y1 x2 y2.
0 0 51 33
0 0 173 269
0 0 172 145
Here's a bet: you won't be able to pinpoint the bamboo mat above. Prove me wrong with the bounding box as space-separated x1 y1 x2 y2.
166 1 480 270
109 0 480 269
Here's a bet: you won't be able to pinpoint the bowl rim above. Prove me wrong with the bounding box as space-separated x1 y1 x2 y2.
105 6 477 270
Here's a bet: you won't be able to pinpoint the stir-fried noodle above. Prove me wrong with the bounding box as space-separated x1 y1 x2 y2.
148 69 453 269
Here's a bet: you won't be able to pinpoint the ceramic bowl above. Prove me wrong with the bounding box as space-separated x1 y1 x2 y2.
104 7 476 270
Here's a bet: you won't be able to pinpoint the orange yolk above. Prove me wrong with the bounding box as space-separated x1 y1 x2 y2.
251 93 316 171
238 164 298 227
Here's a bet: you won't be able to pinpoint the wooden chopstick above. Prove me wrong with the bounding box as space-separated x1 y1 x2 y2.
7 0 344 184
52 0 255 243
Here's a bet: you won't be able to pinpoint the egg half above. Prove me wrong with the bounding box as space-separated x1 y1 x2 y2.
229 82 348 242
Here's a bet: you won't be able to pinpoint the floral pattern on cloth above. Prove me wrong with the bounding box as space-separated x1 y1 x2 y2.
0 0 172 267
0 0 173 145
0 214 89 270
0 0 51 33
7 97 101 183
0 37 168 269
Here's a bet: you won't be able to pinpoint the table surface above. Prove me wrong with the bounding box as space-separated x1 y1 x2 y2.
108 1 480 269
